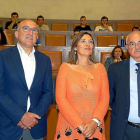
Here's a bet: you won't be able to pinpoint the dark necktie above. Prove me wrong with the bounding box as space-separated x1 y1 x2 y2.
136 63 140 117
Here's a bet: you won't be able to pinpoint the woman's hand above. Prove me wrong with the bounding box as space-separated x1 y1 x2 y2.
116 55 122 61
78 122 86 133
82 121 98 138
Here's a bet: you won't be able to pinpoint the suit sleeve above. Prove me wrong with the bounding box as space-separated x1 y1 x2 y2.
0 53 25 125
30 57 53 117
108 64 116 109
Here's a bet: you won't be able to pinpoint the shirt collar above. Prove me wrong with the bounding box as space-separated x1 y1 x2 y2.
17 43 35 56
130 56 140 67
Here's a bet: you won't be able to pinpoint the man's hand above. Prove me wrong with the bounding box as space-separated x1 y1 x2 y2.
17 121 27 129
83 121 97 138
15 18 18 23
21 112 41 129
103 24 108 29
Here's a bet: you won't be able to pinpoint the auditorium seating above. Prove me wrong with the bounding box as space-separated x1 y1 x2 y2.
71 35 75 39
101 52 111 64
7 33 14 44
97 35 118 47
51 23 69 31
116 23 135 31
39 51 62 76
0 18 140 31
45 34 66 46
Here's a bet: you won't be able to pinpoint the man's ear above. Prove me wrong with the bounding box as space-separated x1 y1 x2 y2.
15 31 18 39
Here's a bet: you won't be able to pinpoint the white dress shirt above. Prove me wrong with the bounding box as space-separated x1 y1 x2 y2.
128 56 140 123
17 43 36 111
37 24 50 31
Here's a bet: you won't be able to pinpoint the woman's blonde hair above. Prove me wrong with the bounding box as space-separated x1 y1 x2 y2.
68 32 95 64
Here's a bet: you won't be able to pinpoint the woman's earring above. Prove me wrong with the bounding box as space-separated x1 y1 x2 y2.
74 50 77 55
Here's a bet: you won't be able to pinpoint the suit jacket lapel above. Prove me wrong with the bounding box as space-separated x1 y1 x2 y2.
121 59 130 107
30 50 41 89
10 46 27 89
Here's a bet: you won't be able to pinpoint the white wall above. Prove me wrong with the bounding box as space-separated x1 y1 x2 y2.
1 0 140 20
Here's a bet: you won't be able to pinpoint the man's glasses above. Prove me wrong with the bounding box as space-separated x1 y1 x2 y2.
20 26 39 34
127 42 140 48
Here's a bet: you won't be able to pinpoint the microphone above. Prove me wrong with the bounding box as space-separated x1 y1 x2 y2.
135 69 138 74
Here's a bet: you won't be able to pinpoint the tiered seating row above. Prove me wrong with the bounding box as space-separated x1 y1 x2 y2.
6 30 131 47
0 18 140 31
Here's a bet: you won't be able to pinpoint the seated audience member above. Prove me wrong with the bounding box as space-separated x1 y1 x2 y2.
74 28 80 35
5 12 20 29
0 27 11 45
95 16 113 31
74 16 92 31
37 15 50 31
35 38 41 46
104 45 125 71
132 26 140 31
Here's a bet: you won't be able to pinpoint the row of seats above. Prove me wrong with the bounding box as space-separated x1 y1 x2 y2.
50 22 136 31
1 18 139 31
6 30 131 47
0 45 130 77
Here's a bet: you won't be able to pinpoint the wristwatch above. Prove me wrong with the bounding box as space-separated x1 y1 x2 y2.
92 118 100 126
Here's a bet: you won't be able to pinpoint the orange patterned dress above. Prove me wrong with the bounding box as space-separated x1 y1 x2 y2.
54 63 109 140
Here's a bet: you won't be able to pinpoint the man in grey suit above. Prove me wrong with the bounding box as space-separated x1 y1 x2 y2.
108 31 140 140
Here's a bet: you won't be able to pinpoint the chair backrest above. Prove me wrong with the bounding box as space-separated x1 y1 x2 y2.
73 23 90 30
45 34 66 46
94 23 112 29
7 33 14 44
36 21 47 25
51 23 68 31
39 51 62 76
101 52 111 64
69 51 71 59
38 34 40 39
116 23 135 31
71 35 75 39
97 35 118 47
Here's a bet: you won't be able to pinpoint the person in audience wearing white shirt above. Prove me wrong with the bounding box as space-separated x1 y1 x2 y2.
0 19 53 140
37 15 50 31
95 16 113 31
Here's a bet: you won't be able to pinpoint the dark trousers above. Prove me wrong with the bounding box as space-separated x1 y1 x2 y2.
123 123 140 140
19 129 43 140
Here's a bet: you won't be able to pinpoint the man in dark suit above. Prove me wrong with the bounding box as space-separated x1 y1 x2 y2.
0 20 53 140
108 31 140 140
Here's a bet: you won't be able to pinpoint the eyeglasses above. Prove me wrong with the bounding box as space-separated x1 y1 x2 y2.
80 39 94 44
127 42 140 48
19 26 39 34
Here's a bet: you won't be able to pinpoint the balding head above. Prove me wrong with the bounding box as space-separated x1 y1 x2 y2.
17 20 37 30
15 20 38 54
125 31 140 62
126 31 140 44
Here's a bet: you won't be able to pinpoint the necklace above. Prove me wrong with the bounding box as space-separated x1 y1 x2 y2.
77 61 90 67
